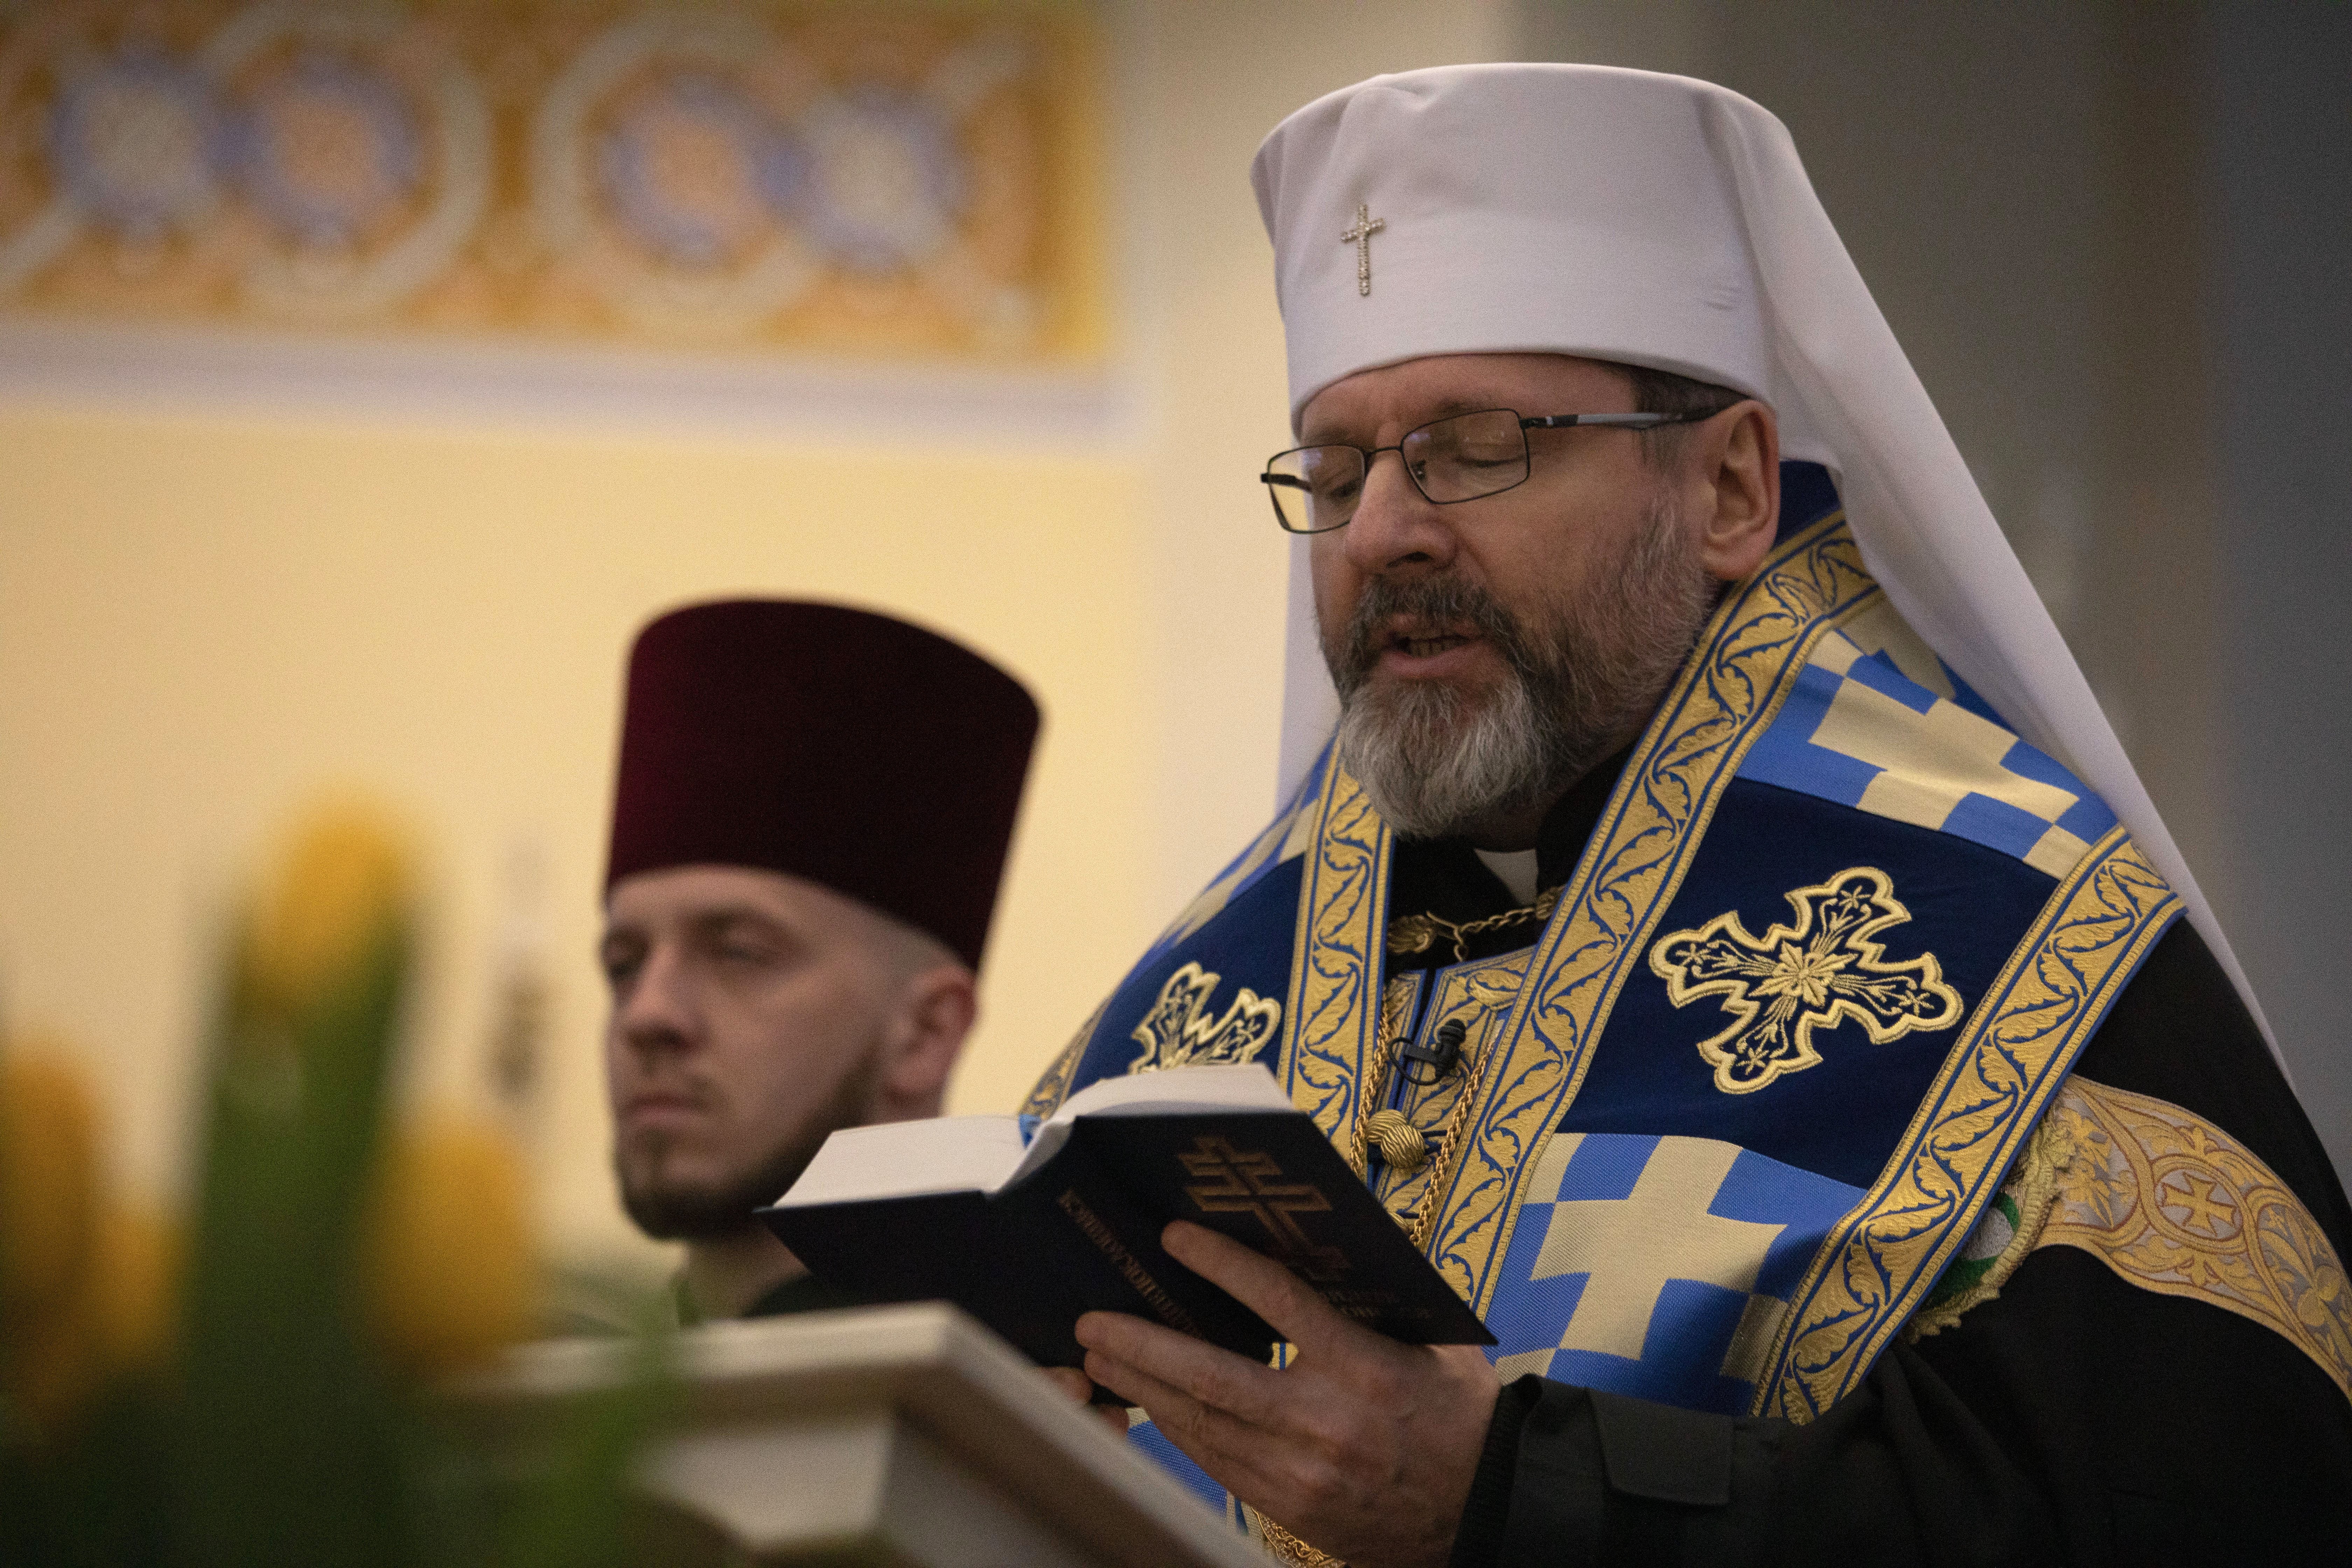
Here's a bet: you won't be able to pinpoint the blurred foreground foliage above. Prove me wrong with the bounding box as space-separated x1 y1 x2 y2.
0 801 671 1566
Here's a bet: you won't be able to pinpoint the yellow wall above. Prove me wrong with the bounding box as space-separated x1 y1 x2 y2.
0 406 1163 1268
0 0 1518 1277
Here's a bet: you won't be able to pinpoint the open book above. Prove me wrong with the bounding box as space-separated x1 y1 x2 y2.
760 1064 1492 1371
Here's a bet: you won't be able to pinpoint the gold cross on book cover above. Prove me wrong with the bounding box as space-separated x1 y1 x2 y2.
760 1065 1492 1378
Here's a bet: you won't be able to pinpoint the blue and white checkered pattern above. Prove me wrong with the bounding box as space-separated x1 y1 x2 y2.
1127 1418 1239 1519
1484 1134 1862 1414
1737 624 2117 879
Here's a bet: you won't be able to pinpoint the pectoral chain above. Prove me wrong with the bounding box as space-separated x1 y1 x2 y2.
1387 885 1561 964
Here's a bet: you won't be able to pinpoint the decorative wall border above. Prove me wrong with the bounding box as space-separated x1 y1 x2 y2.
0 316 1135 445
0 2 1107 369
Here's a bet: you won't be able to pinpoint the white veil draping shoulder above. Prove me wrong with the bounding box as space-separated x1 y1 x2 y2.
1252 64 2277 1061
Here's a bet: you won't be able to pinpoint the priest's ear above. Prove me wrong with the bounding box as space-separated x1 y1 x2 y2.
870 933 978 1122
1689 399 1780 583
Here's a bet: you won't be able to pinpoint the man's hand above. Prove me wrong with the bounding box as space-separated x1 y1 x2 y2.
1038 1365 1132 1433
1075 1221 1499 1568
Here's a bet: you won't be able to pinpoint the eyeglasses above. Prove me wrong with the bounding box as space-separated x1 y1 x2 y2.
1259 407 1707 535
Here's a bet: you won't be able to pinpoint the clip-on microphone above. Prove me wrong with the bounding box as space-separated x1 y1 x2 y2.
1401 1017 1468 1086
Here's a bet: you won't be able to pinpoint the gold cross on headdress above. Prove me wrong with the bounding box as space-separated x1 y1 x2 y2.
1649 867 1963 1095
1341 203 1385 296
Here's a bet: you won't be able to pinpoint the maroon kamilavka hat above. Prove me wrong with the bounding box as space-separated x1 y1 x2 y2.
606 600 1040 970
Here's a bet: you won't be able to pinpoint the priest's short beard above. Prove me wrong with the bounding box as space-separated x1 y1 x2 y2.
616 1049 882 1242
1325 493 1715 841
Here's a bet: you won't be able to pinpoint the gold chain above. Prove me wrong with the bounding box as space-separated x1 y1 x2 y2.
1346 1003 1406 1175
1402 1013 1499 1248
1387 885 1560 964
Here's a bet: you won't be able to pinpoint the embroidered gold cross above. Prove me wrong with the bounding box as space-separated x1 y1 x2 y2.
1341 203 1385 296
1128 961 1282 1072
1181 1136 1350 1281
1648 867 1963 1095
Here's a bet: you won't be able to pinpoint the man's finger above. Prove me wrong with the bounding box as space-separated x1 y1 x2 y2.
1076 1308 1287 1427
1159 1220 1364 1355
1038 1365 1094 1404
1034 1364 1129 1432
1082 1346 1283 1498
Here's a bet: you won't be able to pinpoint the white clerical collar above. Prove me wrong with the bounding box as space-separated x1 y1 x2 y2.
1474 846 1541 906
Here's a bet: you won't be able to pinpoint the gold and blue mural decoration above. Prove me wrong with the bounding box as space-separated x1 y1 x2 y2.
0 0 1104 362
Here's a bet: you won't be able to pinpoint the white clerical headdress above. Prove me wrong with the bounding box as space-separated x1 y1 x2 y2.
1251 63 2275 1052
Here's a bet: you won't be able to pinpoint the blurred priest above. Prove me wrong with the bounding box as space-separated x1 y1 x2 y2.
600 600 1037 1322
1028 65 2352 1564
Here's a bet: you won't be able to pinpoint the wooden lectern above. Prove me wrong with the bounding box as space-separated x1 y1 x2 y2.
456 1302 1265 1567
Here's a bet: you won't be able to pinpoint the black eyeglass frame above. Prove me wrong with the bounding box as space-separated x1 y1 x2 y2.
1259 407 1712 535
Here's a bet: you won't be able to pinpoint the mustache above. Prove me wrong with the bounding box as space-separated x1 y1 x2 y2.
619 1072 719 1113
1320 488 1713 842
1326 575 1535 698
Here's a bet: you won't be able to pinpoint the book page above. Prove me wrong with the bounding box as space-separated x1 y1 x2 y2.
772 1115 1027 1206
1007 1064 1296 1188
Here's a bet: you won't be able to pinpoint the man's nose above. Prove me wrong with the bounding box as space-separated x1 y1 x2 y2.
1340 450 1457 577
618 944 699 1052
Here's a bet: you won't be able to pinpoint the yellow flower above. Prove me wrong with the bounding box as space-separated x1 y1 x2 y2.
360 1112 540 1379
92 1203 181 1377
0 1045 176 1434
243 799 415 1023
0 1049 100 1321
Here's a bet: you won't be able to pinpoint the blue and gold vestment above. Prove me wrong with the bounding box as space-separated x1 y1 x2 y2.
1021 464 2350 1522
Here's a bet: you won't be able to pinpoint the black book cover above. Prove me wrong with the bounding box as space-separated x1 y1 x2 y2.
761 1108 1492 1372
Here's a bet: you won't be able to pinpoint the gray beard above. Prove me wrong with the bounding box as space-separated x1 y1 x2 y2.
1324 493 1715 841
616 1047 882 1242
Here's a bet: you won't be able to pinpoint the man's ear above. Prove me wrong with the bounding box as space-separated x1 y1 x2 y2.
1692 401 1780 582
872 962 977 1121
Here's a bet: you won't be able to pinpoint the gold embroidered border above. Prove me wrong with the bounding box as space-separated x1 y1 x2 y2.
2035 1076 2352 1402
1247 1506 1341 1567
1415 514 1879 1310
1756 830 2181 1421
1276 751 1393 1146
1018 998 1106 1119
